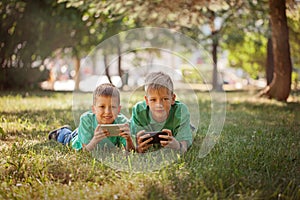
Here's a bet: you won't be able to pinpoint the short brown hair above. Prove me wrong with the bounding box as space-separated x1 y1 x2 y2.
93 83 120 105
144 71 174 94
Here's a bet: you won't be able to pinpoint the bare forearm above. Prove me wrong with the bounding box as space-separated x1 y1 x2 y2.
83 140 98 151
126 139 135 152
179 141 188 153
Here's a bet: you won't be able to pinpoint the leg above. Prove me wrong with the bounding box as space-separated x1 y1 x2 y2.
63 128 78 145
57 128 73 145
48 125 72 140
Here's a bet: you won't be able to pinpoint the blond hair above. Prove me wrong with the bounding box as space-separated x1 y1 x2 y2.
144 71 174 94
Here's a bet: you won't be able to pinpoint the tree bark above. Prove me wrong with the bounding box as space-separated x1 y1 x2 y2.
209 11 222 91
103 54 112 83
260 0 292 101
212 33 220 90
117 42 123 80
266 37 274 85
74 54 80 91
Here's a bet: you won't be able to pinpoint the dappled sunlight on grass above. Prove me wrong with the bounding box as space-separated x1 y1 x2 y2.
0 90 299 199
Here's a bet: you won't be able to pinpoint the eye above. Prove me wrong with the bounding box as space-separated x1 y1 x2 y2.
163 98 169 101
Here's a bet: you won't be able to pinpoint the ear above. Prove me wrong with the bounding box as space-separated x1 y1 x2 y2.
91 105 96 114
118 105 121 113
144 95 149 105
171 93 176 105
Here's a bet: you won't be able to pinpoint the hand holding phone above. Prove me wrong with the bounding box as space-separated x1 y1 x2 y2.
141 131 168 145
100 124 125 136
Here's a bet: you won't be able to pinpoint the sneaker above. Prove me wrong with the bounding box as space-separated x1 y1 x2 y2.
48 125 72 141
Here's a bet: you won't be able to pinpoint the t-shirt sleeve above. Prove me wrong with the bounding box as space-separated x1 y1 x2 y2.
71 129 82 150
77 114 94 145
130 103 144 136
118 136 127 148
130 102 149 146
173 104 193 147
115 113 130 124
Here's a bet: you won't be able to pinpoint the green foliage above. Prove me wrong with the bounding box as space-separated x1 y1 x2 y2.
219 1 270 79
0 90 299 199
224 33 267 79
0 0 88 66
181 67 205 83
1 0 140 89
0 0 96 89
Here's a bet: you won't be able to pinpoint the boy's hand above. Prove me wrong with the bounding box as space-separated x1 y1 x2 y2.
119 124 135 152
84 125 108 151
159 129 180 150
92 124 108 143
119 124 131 141
136 130 153 153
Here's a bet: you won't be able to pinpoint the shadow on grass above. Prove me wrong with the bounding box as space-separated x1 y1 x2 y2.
143 182 171 200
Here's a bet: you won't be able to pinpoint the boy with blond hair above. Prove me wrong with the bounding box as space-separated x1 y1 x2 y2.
131 71 193 153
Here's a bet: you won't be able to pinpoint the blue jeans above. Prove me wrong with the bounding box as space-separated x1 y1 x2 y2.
57 128 78 145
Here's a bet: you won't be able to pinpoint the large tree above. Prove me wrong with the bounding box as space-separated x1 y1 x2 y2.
0 0 90 89
260 0 292 101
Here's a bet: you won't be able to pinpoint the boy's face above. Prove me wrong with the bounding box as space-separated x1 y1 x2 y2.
145 87 176 123
92 95 121 124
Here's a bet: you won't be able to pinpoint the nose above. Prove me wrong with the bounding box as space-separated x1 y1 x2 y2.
156 99 163 107
104 107 112 113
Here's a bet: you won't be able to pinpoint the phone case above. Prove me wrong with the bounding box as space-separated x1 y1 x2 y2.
142 131 168 144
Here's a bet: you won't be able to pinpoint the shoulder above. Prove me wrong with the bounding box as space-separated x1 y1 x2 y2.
80 110 96 120
131 101 149 124
114 113 129 124
132 101 148 113
173 101 189 111
79 111 97 125
172 101 190 117
133 101 147 109
80 110 95 120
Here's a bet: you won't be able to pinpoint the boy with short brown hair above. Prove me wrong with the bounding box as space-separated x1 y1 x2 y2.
49 83 134 152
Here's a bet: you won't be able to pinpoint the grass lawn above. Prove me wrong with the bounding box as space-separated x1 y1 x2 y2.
0 90 299 199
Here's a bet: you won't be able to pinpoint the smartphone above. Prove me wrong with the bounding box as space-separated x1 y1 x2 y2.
100 124 124 136
141 131 168 144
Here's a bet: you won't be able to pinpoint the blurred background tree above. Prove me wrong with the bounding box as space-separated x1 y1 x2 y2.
0 0 90 89
1 0 299 101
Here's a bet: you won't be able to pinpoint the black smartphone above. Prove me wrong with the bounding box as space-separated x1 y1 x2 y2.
141 131 168 144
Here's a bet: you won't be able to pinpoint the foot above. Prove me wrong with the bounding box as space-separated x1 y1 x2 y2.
48 125 72 141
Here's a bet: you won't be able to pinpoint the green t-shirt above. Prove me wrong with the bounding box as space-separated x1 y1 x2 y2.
71 111 129 150
130 100 193 147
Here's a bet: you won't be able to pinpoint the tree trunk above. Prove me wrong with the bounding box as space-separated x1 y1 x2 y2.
211 31 222 91
74 54 80 91
266 37 274 85
209 10 222 91
117 43 123 80
260 0 292 101
103 54 112 83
